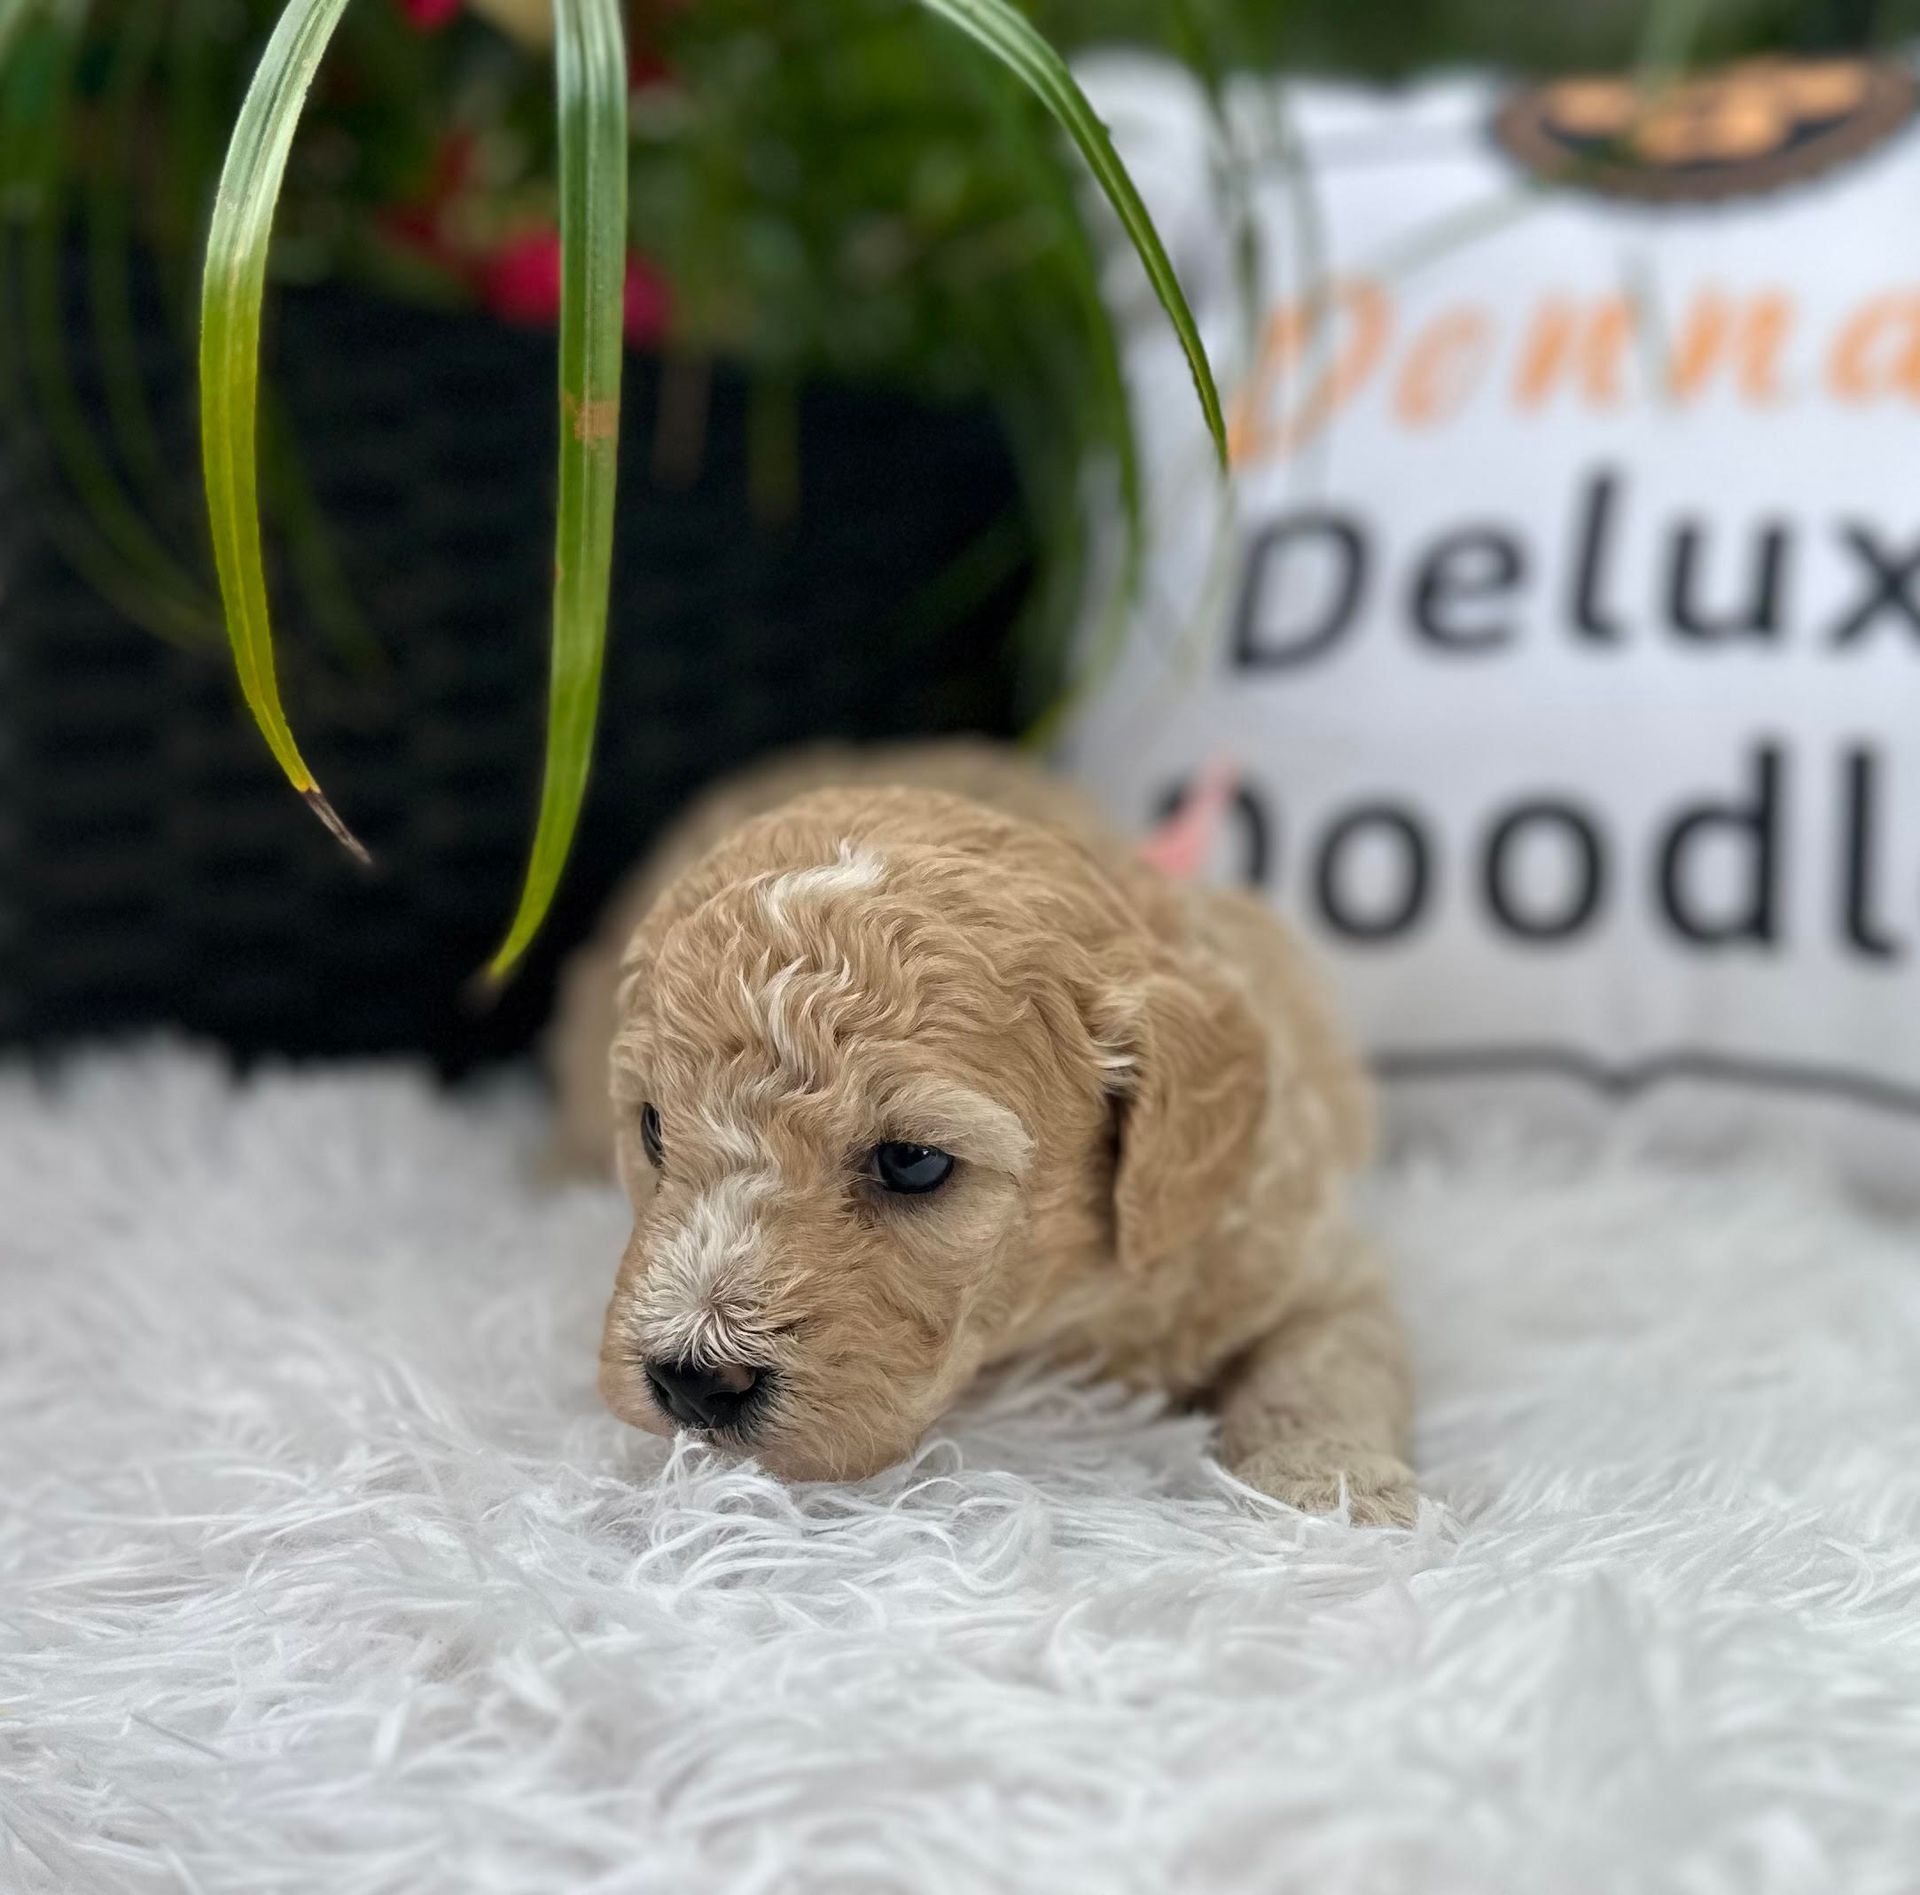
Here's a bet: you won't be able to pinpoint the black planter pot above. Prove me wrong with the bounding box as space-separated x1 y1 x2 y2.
0 284 1030 1067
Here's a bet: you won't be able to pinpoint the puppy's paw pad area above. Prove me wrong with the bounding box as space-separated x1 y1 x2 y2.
1226 1441 1420 1527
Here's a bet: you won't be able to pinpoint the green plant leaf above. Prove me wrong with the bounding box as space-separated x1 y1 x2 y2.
88 0 173 517
0 0 40 73
199 0 366 857
910 0 1226 468
483 0 628 983
0 0 213 646
989 76 1140 590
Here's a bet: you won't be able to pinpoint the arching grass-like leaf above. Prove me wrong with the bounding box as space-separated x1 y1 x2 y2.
992 78 1140 586
199 0 366 858
910 0 1226 469
483 0 628 983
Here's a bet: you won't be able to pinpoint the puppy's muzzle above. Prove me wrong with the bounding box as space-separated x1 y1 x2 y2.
645 1357 763 1433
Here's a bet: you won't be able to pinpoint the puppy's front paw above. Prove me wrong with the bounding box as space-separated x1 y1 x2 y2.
1228 1439 1419 1527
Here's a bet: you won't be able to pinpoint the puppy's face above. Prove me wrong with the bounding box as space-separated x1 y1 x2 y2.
596 796 1268 1482
597 842 1100 1480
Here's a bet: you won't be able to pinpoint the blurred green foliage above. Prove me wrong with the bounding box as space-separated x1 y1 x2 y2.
50 0 1897 406
17 0 1901 668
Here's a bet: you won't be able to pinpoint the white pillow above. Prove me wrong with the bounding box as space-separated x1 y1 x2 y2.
1061 52 1920 1191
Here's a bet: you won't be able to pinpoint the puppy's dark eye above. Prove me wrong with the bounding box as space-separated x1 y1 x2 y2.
640 1103 665 1169
869 1142 954 1196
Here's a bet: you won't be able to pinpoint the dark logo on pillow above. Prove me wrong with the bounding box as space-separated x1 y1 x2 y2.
1494 56 1917 203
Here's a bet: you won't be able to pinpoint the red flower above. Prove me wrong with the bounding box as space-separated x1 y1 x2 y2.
623 252 671 346
379 131 476 263
629 46 676 91
480 229 674 347
400 0 462 29
479 230 565 328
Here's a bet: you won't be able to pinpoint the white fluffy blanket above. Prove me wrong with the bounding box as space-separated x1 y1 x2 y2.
6 1047 1920 1894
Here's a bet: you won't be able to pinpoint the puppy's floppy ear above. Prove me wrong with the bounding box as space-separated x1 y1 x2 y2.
1083 942 1268 1271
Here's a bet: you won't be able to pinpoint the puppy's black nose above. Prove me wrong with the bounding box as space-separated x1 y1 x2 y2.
645 1358 762 1432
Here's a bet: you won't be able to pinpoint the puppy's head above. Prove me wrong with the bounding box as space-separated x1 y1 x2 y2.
597 788 1266 1480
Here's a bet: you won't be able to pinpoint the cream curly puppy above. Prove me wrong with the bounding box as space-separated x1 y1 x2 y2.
553 743 1416 1525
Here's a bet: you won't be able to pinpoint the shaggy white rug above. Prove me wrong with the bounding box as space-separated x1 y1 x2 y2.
5 1046 1920 1895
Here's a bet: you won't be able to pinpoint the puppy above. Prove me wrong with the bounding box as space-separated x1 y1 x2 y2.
553 742 1415 1524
